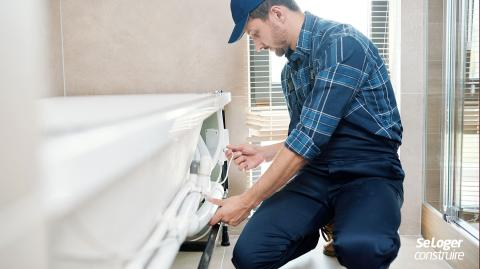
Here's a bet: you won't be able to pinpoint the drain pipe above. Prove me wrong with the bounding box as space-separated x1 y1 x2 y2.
144 184 224 269
187 182 224 236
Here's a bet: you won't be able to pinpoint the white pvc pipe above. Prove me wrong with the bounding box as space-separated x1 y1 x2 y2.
197 135 211 161
144 191 201 269
126 177 196 269
145 181 224 269
187 182 224 237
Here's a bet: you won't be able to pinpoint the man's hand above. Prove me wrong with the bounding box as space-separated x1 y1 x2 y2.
211 145 305 227
225 144 265 171
208 193 256 226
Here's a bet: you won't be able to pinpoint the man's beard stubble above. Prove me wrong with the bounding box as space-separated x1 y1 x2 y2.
274 48 287 57
271 23 288 57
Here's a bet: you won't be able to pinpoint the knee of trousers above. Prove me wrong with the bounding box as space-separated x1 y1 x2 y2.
334 234 400 269
231 239 261 269
231 235 279 269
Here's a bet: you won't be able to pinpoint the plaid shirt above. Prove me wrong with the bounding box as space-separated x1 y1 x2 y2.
283 12 403 161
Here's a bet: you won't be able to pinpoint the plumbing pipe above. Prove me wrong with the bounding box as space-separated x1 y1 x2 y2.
142 182 224 269
145 190 202 269
126 176 196 269
196 135 211 161
176 193 203 240
187 182 224 236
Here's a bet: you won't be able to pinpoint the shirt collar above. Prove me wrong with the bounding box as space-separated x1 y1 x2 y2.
286 11 314 64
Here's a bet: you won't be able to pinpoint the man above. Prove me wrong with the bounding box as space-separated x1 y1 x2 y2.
209 0 405 268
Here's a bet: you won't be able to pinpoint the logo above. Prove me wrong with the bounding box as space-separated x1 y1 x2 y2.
415 238 464 261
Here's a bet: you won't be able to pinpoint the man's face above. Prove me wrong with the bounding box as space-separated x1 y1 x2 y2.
245 15 289 57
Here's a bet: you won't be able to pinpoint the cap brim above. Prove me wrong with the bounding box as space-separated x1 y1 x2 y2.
228 15 248 44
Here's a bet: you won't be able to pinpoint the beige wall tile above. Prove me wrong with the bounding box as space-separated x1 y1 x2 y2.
399 0 427 235
400 0 426 94
426 94 443 132
425 168 441 204
428 23 444 62
425 131 442 171
427 60 443 95
61 0 248 96
425 0 445 216
400 92 425 235
428 0 444 24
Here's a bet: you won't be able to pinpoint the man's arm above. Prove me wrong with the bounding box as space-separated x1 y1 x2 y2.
226 142 284 171
244 145 305 205
209 145 305 226
258 142 284 162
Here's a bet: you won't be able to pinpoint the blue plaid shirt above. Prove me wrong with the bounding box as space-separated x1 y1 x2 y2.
283 12 403 161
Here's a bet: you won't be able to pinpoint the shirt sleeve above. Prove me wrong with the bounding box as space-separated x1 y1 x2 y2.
285 36 372 160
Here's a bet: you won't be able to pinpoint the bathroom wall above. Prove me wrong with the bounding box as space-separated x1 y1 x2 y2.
398 0 427 235
56 0 250 194
425 0 444 211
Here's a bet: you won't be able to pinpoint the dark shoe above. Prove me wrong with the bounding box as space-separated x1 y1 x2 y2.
320 223 336 257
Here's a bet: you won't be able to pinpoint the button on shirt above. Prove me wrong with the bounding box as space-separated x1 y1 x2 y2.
283 12 403 161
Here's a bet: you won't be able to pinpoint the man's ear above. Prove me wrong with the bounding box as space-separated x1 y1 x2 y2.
270 5 286 23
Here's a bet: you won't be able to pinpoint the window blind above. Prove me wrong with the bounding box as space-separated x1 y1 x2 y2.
247 37 289 182
370 0 390 70
247 37 289 144
248 39 287 109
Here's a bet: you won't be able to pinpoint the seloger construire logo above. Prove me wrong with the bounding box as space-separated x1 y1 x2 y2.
415 237 464 261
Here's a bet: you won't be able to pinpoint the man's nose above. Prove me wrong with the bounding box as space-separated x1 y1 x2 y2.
252 39 265 52
254 42 266 52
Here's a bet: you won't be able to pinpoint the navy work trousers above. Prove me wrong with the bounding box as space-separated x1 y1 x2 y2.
232 157 404 269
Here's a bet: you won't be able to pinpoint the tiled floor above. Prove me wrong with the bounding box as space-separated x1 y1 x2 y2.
172 222 453 269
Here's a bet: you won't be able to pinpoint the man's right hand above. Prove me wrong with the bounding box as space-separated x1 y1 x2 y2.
225 144 265 171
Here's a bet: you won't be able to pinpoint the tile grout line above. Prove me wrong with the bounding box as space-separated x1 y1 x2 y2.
59 0 67 96
219 245 227 269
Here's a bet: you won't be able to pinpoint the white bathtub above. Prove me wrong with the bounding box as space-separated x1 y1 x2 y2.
37 93 231 269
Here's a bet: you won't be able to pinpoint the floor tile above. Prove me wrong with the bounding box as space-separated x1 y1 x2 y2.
170 251 202 269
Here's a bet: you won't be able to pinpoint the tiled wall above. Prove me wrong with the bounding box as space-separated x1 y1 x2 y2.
425 0 445 211
398 0 427 235
59 0 247 96
52 0 250 194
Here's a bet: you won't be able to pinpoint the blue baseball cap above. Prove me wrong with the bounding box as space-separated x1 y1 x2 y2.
228 0 265 43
